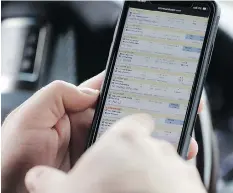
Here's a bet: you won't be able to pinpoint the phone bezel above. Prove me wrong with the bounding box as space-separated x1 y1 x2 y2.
87 1 219 157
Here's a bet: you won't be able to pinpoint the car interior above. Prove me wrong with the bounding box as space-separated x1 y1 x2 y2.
1 1 233 193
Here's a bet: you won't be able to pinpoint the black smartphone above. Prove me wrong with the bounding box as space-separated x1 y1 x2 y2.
87 1 220 158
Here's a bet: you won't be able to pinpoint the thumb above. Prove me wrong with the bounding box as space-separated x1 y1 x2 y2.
25 166 67 193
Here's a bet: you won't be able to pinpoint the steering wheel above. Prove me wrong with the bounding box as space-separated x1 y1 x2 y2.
2 2 233 193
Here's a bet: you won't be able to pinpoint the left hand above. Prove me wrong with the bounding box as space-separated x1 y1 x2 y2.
1 71 202 193
1 72 103 193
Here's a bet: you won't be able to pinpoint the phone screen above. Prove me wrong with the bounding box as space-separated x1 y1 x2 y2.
96 3 211 146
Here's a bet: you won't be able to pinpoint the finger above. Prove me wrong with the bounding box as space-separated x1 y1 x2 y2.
68 70 106 164
69 109 95 165
187 137 198 160
69 113 155 174
79 71 105 90
42 82 99 114
6 70 104 121
198 99 204 114
78 71 105 109
19 81 99 129
54 114 71 170
25 166 66 193
105 113 155 140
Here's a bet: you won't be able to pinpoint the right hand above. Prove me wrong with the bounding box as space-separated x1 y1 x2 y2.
25 114 207 193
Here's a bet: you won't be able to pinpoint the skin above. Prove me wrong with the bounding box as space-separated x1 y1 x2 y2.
1 71 203 193
24 114 206 193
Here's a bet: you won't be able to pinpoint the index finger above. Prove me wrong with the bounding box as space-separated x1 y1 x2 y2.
17 81 99 129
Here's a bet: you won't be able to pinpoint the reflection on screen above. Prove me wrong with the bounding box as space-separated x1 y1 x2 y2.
97 7 209 146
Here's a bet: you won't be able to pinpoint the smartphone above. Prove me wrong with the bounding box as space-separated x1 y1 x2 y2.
87 1 220 158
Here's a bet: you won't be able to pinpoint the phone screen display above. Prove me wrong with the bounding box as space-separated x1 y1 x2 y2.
97 4 210 146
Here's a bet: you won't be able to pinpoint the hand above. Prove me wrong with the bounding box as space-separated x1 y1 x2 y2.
1 70 202 193
1 72 104 193
25 114 207 193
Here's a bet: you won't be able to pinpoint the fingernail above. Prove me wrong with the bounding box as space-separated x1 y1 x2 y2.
79 87 99 96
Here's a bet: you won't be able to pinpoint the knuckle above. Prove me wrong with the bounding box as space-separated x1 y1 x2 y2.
50 80 67 90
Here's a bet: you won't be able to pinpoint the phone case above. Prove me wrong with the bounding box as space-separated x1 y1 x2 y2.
179 1 220 158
